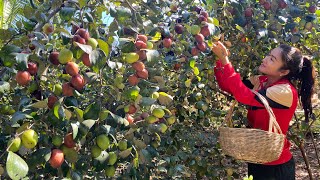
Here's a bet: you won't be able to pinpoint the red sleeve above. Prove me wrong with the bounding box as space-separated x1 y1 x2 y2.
214 60 263 107
214 60 232 94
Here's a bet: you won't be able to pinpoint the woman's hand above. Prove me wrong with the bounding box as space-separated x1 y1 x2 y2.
212 41 230 65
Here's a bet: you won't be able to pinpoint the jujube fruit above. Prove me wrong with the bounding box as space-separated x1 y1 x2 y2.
174 24 184 34
65 62 79 76
132 61 145 72
137 34 148 43
195 34 204 43
62 83 74 97
152 108 165 118
96 134 110 150
58 49 73 64
128 74 139 86
49 51 60 65
71 74 85 90
91 145 102 158
27 62 38 75
135 40 147 49
42 23 54 34
200 26 210 37
64 133 75 148
16 71 31 86
73 35 86 45
7 137 21 152
125 53 139 64
75 28 90 41
136 69 149 79
81 53 91 67
163 38 172 48
48 95 58 109
21 129 38 149
49 149 64 168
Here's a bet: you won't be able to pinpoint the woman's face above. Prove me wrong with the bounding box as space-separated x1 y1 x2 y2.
258 47 286 77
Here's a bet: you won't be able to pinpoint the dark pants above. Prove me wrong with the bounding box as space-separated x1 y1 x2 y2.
248 157 295 180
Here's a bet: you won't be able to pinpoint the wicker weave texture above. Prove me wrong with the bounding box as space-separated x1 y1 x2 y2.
219 127 285 164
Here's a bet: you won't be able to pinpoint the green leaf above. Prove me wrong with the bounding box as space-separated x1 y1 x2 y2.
15 53 29 70
10 112 33 125
97 39 110 57
133 138 147 150
89 50 99 65
119 147 132 158
139 149 151 165
33 148 52 162
84 102 101 120
74 107 84 122
0 29 14 42
146 50 160 62
116 6 132 18
235 25 245 33
193 67 199 76
140 97 157 106
71 122 79 139
65 109 72 120
101 125 112 134
6 151 29 180
133 157 139 168
59 7 75 21
109 112 129 126
92 50 107 73
212 18 219 26
0 45 21 56
53 103 65 119
316 10 320 17
108 20 119 33
30 100 47 108
189 59 196 68
64 96 78 107
85 12 94 22
74 42 92 54
38 63 49 82
120 41 135 53
82 120 96 129
291 34 300 43
196 75 201 82
126 87 140 100
152 32 162 41
158 92 173 105
0 81 10 93
107 61 123 69
55 28 72 37
185 79 191 88
95 151 109 163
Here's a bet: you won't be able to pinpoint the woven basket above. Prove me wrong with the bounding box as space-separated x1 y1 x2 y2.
219 91 285 164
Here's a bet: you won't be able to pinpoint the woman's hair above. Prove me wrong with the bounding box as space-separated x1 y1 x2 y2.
279 44 316 122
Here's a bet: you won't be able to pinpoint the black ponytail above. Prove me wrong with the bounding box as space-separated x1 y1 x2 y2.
279 44 316 122
298 57 315 122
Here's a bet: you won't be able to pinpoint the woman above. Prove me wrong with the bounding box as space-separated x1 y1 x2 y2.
212 41 315 179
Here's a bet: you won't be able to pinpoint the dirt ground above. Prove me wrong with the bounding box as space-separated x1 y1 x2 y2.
292 134 320 180
237 133 320 180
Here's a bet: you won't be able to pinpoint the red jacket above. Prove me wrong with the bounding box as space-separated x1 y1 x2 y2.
214 60 298 165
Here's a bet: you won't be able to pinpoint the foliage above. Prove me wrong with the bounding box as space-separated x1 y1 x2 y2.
0 0 319 179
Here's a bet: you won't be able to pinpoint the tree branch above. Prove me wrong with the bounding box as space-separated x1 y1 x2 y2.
34 5 62 32
3 31 26 47
301 44 313 55
293 114 314 180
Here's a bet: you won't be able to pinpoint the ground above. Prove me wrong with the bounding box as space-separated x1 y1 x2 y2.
292 133 320 180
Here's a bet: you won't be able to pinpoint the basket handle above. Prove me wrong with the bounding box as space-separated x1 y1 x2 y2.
251 90 283 134
223 100 237 127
